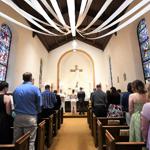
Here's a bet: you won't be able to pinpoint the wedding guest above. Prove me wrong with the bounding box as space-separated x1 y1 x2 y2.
107 87 123 117
129 80 147 142
121 82 132 126
13 72 42 150
0 81 12 144
141 102 150 149
91 84 107 117
41 85 57 117
141 83 150 149
54 90 61 110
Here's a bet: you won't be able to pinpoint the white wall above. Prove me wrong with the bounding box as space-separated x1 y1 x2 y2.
1 1 150 93
104 10 150 91
47 40 106 92
59 50 94 97
0 2 49 91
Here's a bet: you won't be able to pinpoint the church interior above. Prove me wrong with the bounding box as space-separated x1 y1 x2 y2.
0 0 150 150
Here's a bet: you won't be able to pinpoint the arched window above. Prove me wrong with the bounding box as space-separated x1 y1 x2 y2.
0 24 12 81
137 19 150 82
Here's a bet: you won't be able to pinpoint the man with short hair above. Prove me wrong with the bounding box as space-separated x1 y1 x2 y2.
41 85 57 118
13 72 42 150
53 90 61 110
77 87 85 115
121 82 132 126
91 84 107 117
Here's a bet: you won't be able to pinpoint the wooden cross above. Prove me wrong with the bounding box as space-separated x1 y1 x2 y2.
70 65 83 72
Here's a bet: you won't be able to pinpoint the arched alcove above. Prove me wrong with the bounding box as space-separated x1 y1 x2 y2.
57 49 95 97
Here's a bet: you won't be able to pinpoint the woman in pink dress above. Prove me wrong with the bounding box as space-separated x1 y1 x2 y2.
141 84 150 149
141 103 150 149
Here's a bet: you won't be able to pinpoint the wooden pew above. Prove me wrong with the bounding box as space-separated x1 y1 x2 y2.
0 131 30 150
35 120 46 150
53 110 58 136
93 116 126 147
57 108 61 130
60 107 63 124
89 108 93 135
105 130 145 150
97 117 126 125
87 107 90 125
41 114 53 148
97 120 129 150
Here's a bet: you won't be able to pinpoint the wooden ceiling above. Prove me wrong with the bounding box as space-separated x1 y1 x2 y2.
13 0 127 52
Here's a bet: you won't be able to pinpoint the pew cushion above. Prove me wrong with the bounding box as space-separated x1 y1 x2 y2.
108 120 120 125
120 129 129 136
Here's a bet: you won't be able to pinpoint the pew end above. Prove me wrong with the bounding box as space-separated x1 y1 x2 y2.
15 131 30 150
36 120 46 150
0 131 30 150
41 114 53 148
97 120 129 150
93 116 126 148
0 144 15 150
105 130 146 150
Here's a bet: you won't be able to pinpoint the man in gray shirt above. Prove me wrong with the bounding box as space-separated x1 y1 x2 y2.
91 84 107 117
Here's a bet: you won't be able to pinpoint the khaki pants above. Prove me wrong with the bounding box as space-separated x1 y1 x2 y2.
13 115 37 150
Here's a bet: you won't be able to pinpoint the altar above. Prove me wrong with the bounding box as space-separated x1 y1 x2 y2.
64 99 89 112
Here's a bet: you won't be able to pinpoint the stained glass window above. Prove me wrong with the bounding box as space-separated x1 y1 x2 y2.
137 19 150 82
0 24 12 81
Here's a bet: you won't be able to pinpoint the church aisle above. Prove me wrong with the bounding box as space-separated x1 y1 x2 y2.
49 118 96 150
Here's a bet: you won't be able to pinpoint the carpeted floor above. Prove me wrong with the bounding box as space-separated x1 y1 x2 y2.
49 118 96 150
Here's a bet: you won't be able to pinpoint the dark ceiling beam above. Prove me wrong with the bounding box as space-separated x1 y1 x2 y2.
103 36 112 50
77 25 102 29
37 35 49 51
48 34 104 52
48 36 73 52
23 13 116 52
77 36 104 50
52 4 105 23
13 0 45 20
12 0 128 52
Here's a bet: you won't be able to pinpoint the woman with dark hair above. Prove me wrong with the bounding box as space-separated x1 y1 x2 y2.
54 90 61 110
0 81 12 144
129 80 147 142
109 87 120 104
107 86 123 117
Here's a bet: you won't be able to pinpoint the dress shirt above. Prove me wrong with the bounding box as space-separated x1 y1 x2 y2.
121 92 131 112
13 82 42 115
42 90 57 109
92 90 107 107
